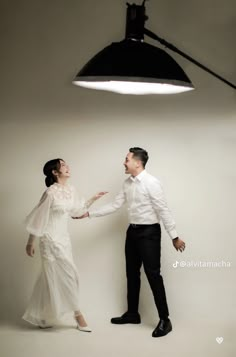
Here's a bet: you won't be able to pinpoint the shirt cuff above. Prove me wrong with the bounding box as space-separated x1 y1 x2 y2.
168 229 178 240
88 210 95 218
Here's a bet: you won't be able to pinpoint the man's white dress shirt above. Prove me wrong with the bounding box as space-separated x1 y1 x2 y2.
89 170 178 239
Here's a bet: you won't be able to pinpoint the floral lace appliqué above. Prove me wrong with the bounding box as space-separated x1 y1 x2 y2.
48 183 73 201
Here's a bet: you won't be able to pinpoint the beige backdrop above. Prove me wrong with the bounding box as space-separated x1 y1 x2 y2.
0 0 235 356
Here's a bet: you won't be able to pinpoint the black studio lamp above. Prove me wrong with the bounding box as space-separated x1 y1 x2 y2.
73 0 236 95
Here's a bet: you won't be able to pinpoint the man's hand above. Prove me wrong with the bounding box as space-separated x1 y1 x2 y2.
172 238 185 252
26 244 35 257
72 212 89 219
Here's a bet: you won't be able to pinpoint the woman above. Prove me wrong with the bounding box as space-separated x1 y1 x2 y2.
23 158 106 331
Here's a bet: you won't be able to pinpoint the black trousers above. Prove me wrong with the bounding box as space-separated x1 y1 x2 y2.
125 223 169 319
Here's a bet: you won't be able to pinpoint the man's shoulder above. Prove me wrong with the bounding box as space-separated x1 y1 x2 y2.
144 172 161 184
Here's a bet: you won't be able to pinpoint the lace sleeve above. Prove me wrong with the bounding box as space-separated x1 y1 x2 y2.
25 190 53 237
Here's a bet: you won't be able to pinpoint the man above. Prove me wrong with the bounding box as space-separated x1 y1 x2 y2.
79 147 185 337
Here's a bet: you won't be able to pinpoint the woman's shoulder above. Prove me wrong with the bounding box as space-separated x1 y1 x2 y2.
44 184 60 198
46 184 56 195
35 187 54 203
46 183 75 198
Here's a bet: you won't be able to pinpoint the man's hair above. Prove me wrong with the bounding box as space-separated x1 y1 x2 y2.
129 147 149 168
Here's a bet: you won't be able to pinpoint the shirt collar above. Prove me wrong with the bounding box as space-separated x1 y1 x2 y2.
130 170 147 182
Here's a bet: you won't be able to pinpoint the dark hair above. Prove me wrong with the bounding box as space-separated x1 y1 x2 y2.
43 158 64 187
129 147 149 168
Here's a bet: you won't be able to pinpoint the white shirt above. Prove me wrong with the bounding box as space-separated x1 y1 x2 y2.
89 170 178 239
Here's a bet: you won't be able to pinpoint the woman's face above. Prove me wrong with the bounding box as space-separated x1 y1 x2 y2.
58 160 70 178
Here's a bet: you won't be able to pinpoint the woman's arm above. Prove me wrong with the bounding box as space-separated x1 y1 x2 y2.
24 190 52 257
25 190 52 237
26 234 36 257
85 191 108 208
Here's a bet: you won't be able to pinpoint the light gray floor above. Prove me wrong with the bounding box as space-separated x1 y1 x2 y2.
0 314 234 357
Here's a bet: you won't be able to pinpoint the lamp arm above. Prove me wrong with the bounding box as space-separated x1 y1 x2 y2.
144 28 236 90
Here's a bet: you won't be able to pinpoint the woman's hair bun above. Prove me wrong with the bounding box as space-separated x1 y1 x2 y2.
45 175 55 188
43 158 63 187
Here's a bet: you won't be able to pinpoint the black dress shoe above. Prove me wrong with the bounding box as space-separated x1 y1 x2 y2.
152 319 172 337
111 312 141 324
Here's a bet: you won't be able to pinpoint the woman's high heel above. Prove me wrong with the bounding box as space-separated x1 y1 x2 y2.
76 323 92 332
38 320 53 329
74 313 92 332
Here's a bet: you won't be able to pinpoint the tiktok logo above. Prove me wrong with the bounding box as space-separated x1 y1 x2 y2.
173 261 179 268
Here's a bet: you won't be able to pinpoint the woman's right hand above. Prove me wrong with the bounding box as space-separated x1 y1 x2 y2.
26 244 35 257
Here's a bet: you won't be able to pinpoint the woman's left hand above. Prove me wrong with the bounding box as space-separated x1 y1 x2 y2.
94 191 108 200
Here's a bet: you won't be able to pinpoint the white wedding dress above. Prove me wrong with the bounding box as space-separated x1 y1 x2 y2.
23 183 92 326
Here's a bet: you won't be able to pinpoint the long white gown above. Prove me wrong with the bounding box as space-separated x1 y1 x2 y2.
23 182 91 326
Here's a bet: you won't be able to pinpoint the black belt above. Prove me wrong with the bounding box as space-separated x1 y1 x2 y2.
130 223 159 229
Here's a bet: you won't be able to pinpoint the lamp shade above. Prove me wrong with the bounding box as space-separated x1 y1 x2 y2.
73 39 194 94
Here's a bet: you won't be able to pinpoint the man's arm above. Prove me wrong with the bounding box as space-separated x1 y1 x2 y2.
89 188 126 217
147 179 185 251
73 188 126 219
147 179 178 238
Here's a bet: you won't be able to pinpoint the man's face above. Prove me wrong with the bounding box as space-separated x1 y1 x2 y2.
123 152 139 175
